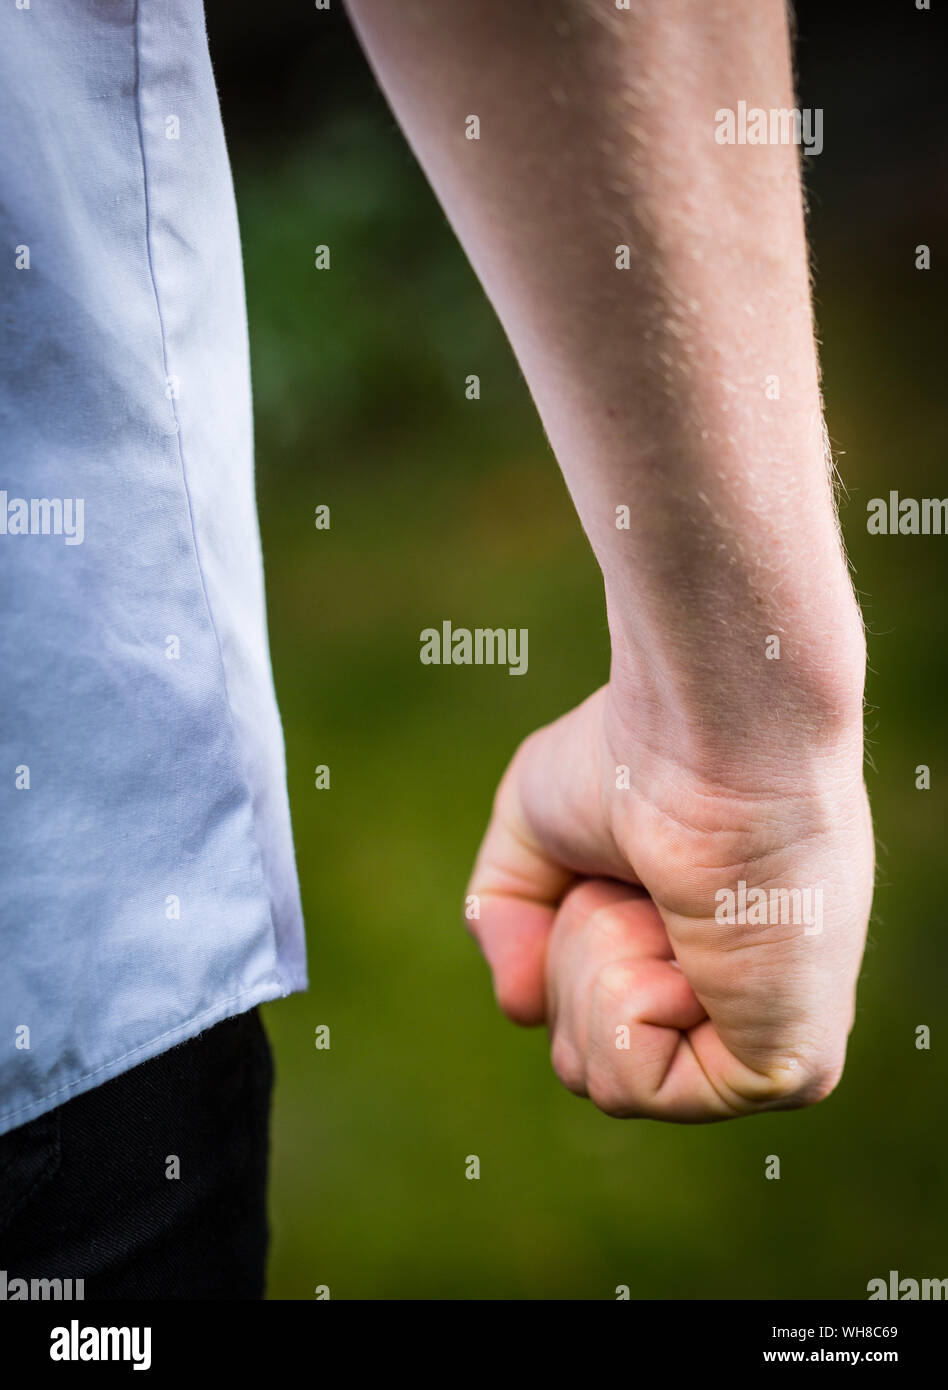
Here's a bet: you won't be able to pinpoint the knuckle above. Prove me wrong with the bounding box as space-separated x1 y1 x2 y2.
795 1054 846 1105
757 1051 846 1109
585 904 634 952
594 959 644 1011
494 980 541 1028
550 1032 586 1095
585 1065 640 1119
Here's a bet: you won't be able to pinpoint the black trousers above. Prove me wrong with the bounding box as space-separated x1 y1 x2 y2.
0 1008 273 1299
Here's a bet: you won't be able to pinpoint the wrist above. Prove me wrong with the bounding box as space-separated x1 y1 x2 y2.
603 581 866 791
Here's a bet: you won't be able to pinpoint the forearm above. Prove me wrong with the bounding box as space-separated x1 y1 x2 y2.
346 0 865 765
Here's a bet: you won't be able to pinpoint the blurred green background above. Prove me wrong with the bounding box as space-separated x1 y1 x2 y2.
204 2 948 1298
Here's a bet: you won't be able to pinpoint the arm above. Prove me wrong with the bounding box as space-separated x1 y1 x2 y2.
345 0 872 1121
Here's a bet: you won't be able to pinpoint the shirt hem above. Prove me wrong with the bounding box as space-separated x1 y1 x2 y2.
0 969 307 1137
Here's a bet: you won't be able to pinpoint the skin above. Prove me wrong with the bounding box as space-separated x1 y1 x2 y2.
345 0 873 1121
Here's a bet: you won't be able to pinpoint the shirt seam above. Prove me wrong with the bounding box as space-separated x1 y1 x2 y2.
131 0 285 990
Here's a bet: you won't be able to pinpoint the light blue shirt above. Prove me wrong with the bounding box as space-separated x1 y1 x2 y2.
0 0 307 1135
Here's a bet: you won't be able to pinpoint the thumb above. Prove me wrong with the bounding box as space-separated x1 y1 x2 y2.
465 704 628 1025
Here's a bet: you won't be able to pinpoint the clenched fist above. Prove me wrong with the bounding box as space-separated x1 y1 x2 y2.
467 682 873 1123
